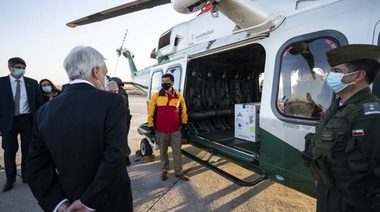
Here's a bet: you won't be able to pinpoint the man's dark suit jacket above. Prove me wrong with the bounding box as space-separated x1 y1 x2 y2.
26 83 133 211
61 83 69 92
0 76 43 132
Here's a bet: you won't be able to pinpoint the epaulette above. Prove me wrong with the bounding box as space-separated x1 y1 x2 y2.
363 102 380 115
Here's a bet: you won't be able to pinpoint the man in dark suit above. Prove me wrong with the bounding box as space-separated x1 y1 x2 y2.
0 57 43 192
107 80 132 166
61 83 69 92
26 46 133 212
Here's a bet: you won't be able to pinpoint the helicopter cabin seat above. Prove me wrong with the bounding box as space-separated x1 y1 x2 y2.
230 72 245 104
241 72 256 103
216 72 234 112
186 71 215 134
201 71 231 131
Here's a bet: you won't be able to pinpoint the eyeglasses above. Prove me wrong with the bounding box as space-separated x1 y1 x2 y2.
13 66 26 69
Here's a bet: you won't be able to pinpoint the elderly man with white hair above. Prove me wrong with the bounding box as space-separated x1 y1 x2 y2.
26 46 133 212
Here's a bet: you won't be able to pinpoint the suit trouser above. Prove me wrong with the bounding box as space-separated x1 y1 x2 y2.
157 130 182 175
1 114 33 180
125 114 131 156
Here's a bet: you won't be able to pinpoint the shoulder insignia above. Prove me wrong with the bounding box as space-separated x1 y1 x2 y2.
363 102 380 115
352 129 365 137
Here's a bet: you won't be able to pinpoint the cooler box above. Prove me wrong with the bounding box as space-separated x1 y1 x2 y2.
234 103 260 142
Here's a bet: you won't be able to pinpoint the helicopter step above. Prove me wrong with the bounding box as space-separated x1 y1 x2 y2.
182 149 266 187
138 122 266 186
184 130 266 186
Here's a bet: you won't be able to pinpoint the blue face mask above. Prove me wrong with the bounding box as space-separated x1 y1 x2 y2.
13 69 25 77
42 86 52 93
101 76 109 91
326 71 356 93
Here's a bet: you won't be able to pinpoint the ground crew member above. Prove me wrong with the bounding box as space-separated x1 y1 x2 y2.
147 73 189 181
302 44 380 211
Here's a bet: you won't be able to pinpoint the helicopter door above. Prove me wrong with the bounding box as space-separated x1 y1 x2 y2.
166 66 182 92
148 69 164 100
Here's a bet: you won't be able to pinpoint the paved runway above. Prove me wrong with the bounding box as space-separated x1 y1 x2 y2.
0 95 316 212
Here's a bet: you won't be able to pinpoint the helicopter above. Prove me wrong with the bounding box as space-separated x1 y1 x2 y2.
67 0 380 197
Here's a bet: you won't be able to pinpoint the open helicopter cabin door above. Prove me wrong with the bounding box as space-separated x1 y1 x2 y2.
184 42 265 162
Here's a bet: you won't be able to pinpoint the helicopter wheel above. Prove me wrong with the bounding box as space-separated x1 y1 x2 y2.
140 138 153 156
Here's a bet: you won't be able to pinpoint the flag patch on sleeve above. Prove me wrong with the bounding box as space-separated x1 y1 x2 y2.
352 129 364 137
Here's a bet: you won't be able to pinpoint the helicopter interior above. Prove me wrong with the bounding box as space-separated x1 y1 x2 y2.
184 43 265 154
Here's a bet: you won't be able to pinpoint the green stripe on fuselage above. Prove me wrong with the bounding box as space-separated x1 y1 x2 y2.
260 128 316 197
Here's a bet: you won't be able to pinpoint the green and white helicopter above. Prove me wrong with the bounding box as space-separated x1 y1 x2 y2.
67 0 380 197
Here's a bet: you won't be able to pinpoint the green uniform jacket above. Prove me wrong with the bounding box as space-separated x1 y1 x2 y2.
304 87 380 211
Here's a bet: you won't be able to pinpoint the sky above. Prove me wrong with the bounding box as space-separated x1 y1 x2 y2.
0 0 196 85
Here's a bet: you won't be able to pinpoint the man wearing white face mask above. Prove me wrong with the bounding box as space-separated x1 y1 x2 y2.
0 57 43 192
302 44 380 212
26 46 133 212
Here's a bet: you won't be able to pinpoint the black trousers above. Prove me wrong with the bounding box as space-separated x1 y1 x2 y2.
1 114 33 180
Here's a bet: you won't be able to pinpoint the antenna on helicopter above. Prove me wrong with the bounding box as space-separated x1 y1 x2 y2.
115 28 128 73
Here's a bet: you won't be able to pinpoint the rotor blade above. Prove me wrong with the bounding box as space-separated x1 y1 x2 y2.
115 29 128 73
114 56 120 74
119 29 128 52
67 0 171 28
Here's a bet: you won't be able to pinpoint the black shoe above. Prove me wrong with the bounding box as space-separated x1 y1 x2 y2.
161 171 168 181
175 173 189 181
125 157 131 166
2 178 16 192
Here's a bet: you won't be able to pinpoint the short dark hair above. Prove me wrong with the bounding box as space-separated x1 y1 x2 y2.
8 57 26 67
346 59 380 84
162 73 174 82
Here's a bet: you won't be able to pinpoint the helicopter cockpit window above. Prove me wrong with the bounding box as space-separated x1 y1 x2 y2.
149 70 163 99
159 31 171 49
277 39 336 119
166 66 182 92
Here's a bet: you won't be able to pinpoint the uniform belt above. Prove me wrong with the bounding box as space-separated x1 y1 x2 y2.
14 113 31 118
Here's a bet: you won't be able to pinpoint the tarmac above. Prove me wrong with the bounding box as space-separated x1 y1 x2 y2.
0 95 316 212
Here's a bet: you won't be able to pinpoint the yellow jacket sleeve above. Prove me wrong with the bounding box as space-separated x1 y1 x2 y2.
147 92 157 127
178 92 188 124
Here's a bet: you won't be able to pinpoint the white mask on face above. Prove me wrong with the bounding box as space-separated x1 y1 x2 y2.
326 71 357 93
13 68 25 77
42 86 52 93
101 75 109 91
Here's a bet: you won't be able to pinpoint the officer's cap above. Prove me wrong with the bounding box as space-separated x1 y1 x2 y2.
326 44 380 67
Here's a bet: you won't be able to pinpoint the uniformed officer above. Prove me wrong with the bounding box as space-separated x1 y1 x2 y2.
302 44 380 211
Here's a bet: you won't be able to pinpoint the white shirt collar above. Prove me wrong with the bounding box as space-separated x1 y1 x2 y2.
69 79 94 87
9 75 24 82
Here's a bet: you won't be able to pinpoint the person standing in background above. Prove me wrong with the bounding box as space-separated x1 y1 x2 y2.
0 57 43 191
108 80 132 166
110 77 132 133
39 78 61 103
